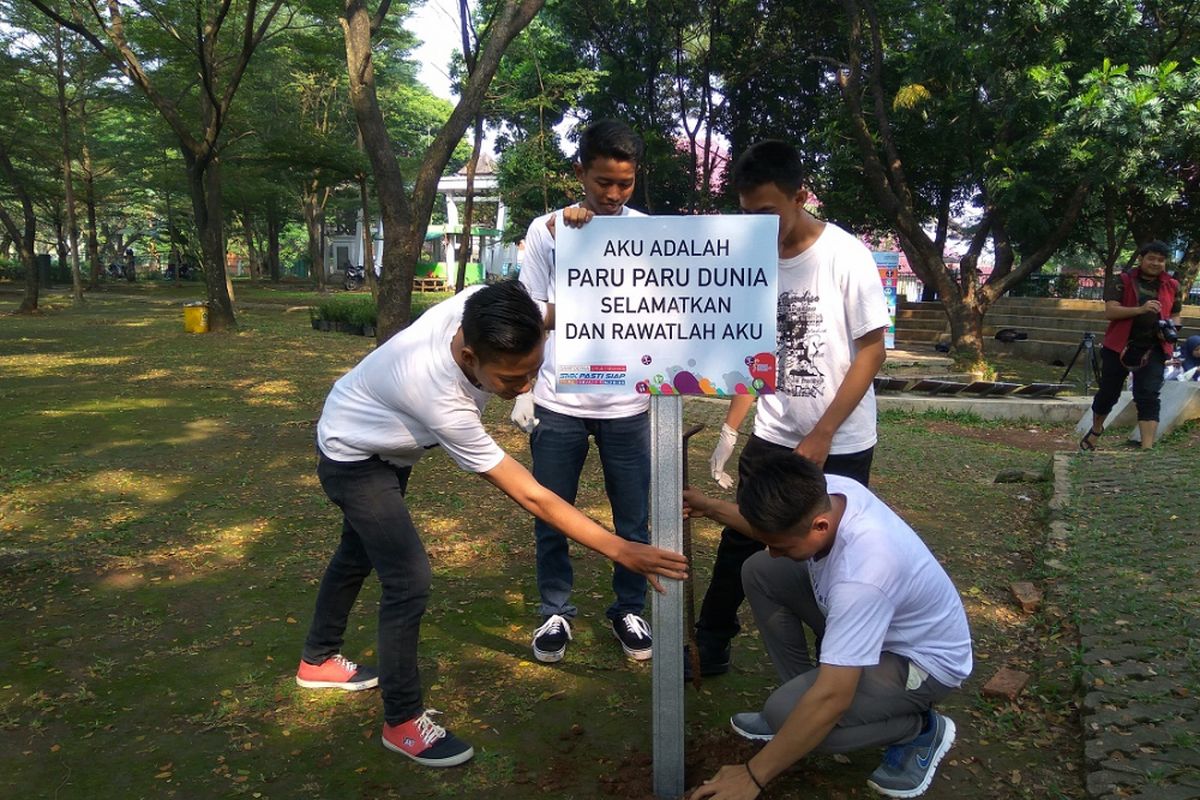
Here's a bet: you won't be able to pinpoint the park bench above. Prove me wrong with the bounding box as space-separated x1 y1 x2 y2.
414 277 449 292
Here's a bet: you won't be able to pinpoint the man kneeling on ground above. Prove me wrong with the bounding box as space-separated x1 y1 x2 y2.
685 452 972 799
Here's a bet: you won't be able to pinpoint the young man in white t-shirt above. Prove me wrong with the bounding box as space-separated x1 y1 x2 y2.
691 139 891 678
685 452 972 799
295 281 687 768
512 120 656 664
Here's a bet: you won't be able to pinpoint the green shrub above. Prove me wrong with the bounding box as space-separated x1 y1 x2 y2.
311 295 377 326
0 257 24 280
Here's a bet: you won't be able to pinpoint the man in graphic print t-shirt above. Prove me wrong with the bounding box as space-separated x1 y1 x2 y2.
690 139 892 679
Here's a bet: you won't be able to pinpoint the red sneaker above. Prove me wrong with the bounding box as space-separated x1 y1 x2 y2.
382 710 474 767
295 654 378 691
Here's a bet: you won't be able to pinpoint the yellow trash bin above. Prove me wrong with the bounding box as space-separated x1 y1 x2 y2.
183 301 209 333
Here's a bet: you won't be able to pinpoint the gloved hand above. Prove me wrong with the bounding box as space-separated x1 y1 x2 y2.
709 423 738 489
510 392 539 433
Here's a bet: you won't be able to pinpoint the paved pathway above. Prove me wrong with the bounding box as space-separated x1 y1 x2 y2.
1051 447 1200 799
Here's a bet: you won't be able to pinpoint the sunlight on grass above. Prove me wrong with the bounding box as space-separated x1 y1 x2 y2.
0 353 134 377
963 597 1025 627
38 396 178 416
129 368 174 382
234 378 301 408
78 469 183 505
160 418 229 446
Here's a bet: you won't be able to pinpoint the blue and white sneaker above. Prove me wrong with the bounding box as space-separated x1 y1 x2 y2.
867 710 957 798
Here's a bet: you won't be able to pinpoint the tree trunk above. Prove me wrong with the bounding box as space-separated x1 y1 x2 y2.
0 146 40 313
82 144 100 289
17 237 39 312
241 206 260 285
456 116 484 293
53 23 84 305
266 201 282 282
302 186 327 290
358 173 378 300
49 212 67 287
185 153 237 330
1177 238 1199 304
340 0 545 342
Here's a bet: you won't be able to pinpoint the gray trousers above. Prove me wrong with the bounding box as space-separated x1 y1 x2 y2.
743 551 954 752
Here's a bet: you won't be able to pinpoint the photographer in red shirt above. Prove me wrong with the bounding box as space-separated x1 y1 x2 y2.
1081 240 1181 451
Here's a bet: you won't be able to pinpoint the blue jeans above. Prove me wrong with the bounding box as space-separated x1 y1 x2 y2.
303 454 428 725
531 405 650 621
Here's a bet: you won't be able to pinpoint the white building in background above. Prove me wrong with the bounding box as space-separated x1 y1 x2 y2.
323 155 520 285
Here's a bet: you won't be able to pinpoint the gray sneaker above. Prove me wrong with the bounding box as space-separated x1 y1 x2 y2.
866 711 956 798
730 711 774 741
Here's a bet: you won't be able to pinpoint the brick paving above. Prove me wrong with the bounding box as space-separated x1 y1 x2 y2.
1051 448 1200 799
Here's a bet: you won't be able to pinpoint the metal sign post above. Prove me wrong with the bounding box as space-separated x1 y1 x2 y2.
650 393 684 800
552 214 779 800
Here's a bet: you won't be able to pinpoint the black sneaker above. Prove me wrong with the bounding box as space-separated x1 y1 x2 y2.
684 642 731 679
611 613 653 660
532 614 572 662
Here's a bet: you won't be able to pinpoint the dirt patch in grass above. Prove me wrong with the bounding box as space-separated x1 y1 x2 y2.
921 420 1079 453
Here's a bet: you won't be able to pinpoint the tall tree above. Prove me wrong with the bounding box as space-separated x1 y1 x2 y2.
51 22 84 303
30 0 290 331
341 0 544 339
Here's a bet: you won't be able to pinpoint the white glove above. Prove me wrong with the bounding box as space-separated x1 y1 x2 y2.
709 423 738 489
510 392 539 433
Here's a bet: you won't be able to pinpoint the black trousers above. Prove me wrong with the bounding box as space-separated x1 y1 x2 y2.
1091 345 1167 422
694 434 874 650
303 455 428 724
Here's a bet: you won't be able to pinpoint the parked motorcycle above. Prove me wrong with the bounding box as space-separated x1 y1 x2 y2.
343 263 366 291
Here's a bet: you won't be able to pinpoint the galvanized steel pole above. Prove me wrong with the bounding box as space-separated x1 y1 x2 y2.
650 393 684 799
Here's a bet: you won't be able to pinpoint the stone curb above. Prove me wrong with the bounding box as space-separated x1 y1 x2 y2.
1050 451 1200 800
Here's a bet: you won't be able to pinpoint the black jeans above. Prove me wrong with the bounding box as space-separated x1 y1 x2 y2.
303 454 429 725
1092 345 1167 422
694 434 874 651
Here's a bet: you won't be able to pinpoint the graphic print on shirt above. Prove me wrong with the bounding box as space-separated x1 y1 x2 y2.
777 290 825 397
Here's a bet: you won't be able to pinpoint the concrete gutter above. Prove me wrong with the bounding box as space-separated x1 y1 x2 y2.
877 393 1092 422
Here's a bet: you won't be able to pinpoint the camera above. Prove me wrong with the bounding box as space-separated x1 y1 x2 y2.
1158 319 1180 343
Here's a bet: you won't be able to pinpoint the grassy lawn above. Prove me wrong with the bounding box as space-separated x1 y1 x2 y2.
1 295 1088 798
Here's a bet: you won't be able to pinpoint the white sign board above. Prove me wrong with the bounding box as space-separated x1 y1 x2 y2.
555 215 779 396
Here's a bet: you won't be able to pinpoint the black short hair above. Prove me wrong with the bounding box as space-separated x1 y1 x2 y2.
577 119 644 169
731 140 806 196
1137 240 1170 258
461 280 544 363
737 451 831 535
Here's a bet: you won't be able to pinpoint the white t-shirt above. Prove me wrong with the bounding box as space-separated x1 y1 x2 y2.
520 206 651 419
316 286 505 474
809 476 973 688
753 223 891 454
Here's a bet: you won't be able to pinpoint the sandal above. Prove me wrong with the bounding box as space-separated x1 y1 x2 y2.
1079 427 1103 451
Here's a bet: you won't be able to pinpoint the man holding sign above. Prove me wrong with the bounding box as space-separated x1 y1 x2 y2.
512 120 658 664
691 140 892 679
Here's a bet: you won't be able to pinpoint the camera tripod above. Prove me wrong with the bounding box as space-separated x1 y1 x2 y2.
1061 331 1102 394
